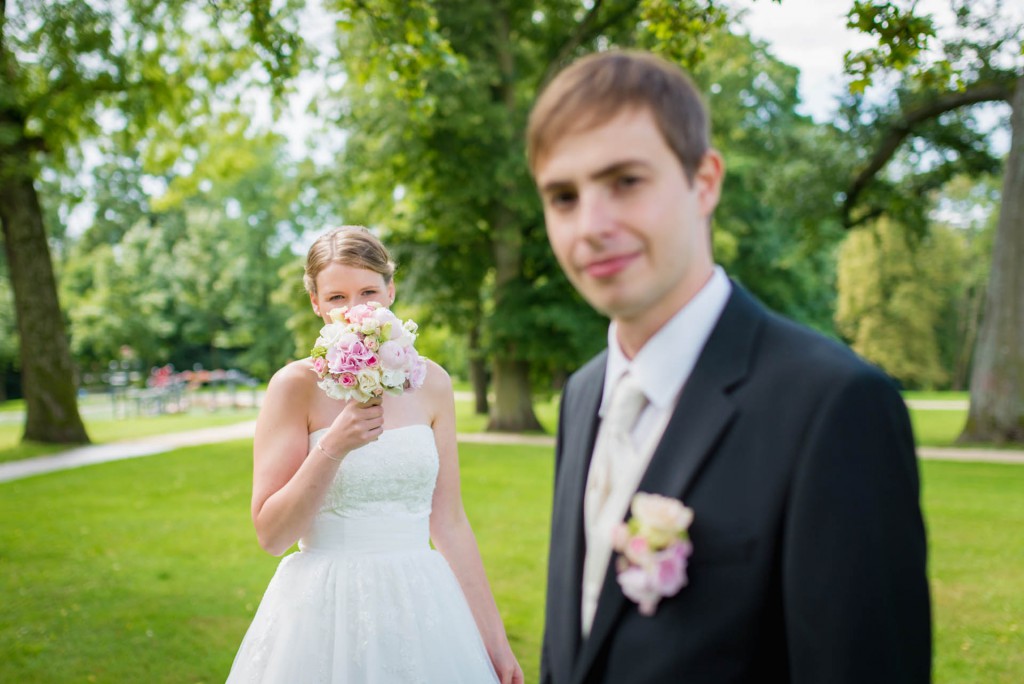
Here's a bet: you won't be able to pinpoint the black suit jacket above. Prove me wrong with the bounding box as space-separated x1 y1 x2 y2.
541 284 931 684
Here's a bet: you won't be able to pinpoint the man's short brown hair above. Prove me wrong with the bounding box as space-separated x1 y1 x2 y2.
527 50 710 183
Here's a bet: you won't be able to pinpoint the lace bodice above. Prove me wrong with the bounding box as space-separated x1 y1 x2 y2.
309 424 439 518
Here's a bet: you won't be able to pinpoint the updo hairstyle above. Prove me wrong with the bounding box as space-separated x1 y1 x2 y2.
303 226 396 295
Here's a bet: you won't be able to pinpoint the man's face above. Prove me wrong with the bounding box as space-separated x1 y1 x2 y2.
535 107 723 338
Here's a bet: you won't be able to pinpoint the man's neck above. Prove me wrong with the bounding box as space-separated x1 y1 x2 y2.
614 267 716 359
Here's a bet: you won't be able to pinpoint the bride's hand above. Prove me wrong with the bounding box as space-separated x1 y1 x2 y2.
490 642 523 684
319 397 384 458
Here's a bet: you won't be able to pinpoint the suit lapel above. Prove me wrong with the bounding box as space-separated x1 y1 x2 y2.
548 352 606 684
573 285 765 682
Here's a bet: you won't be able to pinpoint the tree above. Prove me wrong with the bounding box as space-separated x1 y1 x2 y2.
930 174 999 390
0 269 16 402
840 0 1023 442
692 26 848 335
836 216 964 388
0 0 301 442
319 0 853 430
60 127 318 382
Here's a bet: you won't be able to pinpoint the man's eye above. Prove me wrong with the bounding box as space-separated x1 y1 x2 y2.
549 191 577 208
616 175 640 189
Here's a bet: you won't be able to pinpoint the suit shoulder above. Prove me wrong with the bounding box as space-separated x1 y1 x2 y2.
563 350 608 395
753 311 903 414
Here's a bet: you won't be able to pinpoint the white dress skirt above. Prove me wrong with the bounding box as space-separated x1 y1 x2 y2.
226 425 499 683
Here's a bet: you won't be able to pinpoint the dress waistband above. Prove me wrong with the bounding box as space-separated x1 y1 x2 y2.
299 515 430 556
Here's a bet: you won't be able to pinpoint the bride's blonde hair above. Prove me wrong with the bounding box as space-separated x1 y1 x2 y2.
303 226 396 295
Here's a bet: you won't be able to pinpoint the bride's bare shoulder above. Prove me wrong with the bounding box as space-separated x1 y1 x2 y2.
267 359 318 395
419 359 453 400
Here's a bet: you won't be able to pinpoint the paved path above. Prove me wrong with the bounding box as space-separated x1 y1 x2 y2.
0 422 257 483
904 399 969 410
2 420 1023 484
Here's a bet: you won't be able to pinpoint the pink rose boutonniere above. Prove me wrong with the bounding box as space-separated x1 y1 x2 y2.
612 492 694 616
309 302 427 403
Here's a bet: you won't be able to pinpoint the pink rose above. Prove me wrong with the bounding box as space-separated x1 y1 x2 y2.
625 535 652 566
345 304 373 325
652 542 691 596
312 357 327 375
616 566 660 617
378 340 411 371
339 372 358 388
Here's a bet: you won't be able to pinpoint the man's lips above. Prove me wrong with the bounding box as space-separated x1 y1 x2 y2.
583 253 638 279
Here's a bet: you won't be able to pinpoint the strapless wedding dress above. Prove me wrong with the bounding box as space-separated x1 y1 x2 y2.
226 425 498 683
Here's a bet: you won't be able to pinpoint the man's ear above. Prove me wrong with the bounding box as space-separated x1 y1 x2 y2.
695 149 725 217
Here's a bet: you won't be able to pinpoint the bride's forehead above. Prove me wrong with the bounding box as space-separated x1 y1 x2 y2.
316 262 388 290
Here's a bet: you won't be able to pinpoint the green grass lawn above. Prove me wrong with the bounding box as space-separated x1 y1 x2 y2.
912 409 970 447
0 440 552 683
921 460 1024 682
0 438 1021 683
904 390 970 403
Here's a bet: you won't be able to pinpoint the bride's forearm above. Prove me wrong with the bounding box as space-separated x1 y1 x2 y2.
253 446 344 555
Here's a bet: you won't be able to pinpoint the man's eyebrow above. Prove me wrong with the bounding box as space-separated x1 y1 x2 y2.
540 159 651 193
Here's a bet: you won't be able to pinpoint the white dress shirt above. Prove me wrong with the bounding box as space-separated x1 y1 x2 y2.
580 266 731 635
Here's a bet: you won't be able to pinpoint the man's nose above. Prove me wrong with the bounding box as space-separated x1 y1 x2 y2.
577 190 615 241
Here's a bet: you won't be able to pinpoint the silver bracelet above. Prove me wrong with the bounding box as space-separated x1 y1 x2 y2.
316 441 342 462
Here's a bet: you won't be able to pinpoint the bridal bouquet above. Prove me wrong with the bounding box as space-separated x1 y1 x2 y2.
310 302 427 403
612 492 694 616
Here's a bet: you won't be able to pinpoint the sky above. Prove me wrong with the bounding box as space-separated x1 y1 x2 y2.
732 0 948 122
730 0 1016 154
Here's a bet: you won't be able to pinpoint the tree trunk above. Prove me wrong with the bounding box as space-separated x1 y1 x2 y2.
0 163 90 443
484 5 542 433
467 323 489 415
488 357 543 432
487 205 542 432
952 280 984 391
960 75 1024 444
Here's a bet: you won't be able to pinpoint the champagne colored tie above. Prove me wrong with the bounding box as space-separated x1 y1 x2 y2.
582 372 649 635
586 374 648 536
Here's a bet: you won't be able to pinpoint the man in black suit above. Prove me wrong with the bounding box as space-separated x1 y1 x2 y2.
527 50 931 683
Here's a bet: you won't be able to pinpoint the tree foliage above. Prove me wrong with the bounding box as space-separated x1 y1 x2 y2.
836 216 967 389
58 128 319 384
316 0 844 429
840 0 1023 443
0 0 304 442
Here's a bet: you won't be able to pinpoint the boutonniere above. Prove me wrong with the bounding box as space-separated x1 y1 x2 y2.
612 492 694 616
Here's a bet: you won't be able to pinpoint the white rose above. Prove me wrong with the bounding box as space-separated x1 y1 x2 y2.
380 368 405 389
630 493 693 549
356 367 381 397
360 318 381 336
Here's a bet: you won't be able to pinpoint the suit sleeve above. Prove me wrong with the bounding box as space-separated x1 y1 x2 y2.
783 368 931 683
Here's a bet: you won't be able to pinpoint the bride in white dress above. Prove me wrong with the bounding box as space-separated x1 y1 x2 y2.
226 227 522 683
